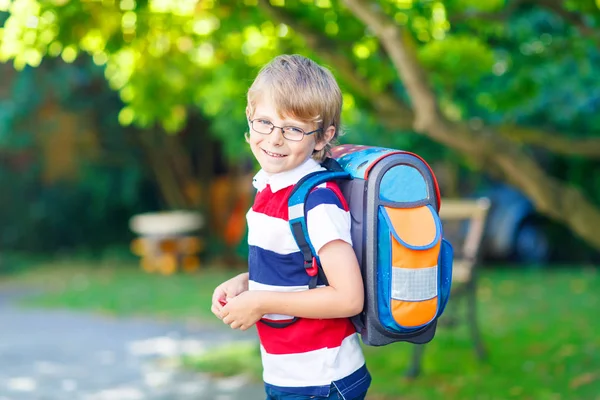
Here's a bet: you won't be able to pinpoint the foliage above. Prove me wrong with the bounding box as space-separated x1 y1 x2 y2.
0 59 158 252
2 0 598 160
2 0 600 251
10 263 600 399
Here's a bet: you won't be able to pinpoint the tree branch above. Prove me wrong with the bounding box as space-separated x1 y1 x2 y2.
343 0 600 250
450 0 532 24
259 0 600 158
256 0 414 129
499 126 600 159
451 0 600 41
538 0 599 38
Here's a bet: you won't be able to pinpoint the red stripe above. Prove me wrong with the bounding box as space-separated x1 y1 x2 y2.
324 182 350 211
253 182 349 221
363 150 442 212
363 151 403 179
399 151 442 212
252 185 294 220
257 317 356 355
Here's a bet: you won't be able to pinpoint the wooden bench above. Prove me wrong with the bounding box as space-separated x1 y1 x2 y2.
405 197 491 378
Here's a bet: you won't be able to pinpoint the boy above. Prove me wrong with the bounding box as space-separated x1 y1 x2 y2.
211 54 371 400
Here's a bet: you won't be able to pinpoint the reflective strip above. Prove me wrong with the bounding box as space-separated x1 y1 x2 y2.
288 204 304 220
391 265 438 301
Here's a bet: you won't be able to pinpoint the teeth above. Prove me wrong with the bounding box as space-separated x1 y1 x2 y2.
264 149 285 158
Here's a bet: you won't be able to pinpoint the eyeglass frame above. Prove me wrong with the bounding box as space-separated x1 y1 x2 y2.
248 118 323 142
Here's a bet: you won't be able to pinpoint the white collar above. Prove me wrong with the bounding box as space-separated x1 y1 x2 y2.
252 158 325 193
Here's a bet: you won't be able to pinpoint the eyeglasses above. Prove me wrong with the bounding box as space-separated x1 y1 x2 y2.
249 119 322 142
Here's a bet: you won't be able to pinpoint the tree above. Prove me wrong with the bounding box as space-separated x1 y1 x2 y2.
2 0 600 250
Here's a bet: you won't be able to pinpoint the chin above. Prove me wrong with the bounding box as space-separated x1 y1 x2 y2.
261 164 286 174
257 156 288 174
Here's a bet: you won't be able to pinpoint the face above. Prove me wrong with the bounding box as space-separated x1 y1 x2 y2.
246 98 333 175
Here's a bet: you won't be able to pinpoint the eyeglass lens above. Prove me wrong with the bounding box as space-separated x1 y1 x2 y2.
252 120 305 141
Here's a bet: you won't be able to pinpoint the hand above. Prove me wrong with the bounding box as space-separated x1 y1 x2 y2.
211 273 248 320
221 291 264 331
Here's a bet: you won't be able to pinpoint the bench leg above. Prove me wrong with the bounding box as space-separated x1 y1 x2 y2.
467 279 487 360
405 344 425 378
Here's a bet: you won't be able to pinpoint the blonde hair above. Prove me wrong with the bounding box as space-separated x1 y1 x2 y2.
247 54 343 161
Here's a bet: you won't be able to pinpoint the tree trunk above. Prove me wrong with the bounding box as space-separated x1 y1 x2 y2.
136 128 197 210
258 0 600 159
341 0 600 250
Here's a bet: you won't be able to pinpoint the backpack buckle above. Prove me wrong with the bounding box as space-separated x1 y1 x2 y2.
305 257 319 277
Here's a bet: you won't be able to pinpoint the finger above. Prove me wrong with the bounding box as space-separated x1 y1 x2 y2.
211 301 223 316
212 287 226 303
230 321 241 330
212 292 225 305
211 305 223 319
212 300 223 313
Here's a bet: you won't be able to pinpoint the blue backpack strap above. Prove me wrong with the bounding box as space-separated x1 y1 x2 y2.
261 160 351 330
288 161 351 289
262 167 350 330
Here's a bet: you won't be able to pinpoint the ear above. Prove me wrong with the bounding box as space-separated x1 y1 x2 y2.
245 107 252 144
314 125 336 151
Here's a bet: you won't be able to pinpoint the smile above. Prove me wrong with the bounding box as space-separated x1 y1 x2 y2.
262 149 287 158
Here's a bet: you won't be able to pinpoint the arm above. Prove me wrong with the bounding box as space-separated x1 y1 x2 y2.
255 239 364 319
220 240 363 330
220 186 363 330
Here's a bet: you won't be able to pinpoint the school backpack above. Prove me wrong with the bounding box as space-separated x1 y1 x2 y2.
288 145 454 346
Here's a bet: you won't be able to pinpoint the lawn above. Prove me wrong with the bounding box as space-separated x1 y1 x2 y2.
4 261 599 399
2 259 233 322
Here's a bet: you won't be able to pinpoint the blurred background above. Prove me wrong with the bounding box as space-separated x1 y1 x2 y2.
0 1 599 399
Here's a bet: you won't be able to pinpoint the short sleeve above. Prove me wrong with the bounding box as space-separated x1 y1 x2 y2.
305 187 353 255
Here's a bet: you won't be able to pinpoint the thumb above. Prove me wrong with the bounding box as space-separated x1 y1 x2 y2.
212 286 227 303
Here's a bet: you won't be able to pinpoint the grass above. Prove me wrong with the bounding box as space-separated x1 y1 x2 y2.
181 268 600 400
2 259 237 322
3 261 600 399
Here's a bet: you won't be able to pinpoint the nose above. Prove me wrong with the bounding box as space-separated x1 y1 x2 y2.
269 126 285 146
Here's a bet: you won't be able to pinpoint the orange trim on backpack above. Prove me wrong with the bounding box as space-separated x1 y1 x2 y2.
384 206 437 249
385 205 441 327
390 232 440 271
391 298 438 327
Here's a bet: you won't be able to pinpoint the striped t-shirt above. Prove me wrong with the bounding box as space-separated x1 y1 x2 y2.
247 158 371 398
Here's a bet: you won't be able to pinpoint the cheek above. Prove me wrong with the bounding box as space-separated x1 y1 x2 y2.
248 132 261 146
290 143 316 158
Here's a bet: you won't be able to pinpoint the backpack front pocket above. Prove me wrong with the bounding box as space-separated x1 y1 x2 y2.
378 205 442 332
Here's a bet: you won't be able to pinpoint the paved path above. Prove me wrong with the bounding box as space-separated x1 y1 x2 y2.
0 289 265 400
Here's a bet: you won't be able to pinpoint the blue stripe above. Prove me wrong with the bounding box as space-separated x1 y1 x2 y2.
248 246 311 287
305 188 345 213
334 364 371 399
264 364 371 398
264 382 330 397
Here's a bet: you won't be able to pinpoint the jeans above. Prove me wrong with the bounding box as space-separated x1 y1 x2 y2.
266 384 368 400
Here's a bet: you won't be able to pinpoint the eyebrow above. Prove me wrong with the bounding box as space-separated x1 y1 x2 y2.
253 114 307 127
